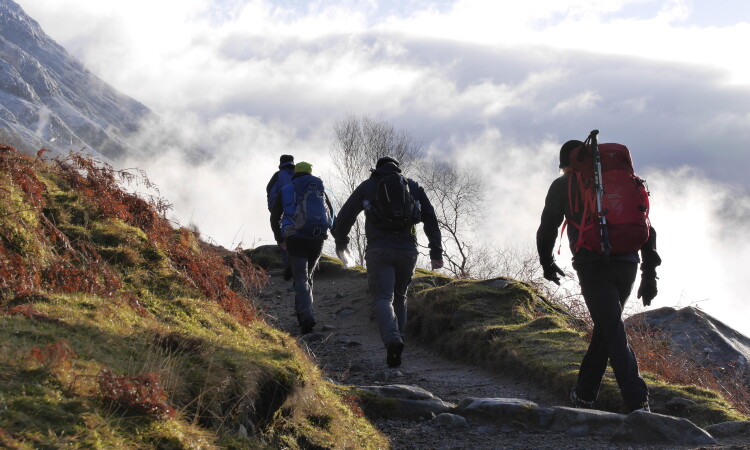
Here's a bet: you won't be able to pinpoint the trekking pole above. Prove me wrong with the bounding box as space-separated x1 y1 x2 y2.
589 129 611 257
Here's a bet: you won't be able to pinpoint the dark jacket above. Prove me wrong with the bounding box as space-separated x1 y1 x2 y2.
332 162 443 260
266 162 295 211
536 172 659 269
270 172 335 243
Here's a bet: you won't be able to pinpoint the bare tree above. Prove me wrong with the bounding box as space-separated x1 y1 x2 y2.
329 114 423 265
416 160 484 278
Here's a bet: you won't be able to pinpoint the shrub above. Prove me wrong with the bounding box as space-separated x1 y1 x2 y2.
97 369 176 420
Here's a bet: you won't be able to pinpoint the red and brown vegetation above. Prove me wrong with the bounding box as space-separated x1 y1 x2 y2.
0 146 266 322
0 146 386 448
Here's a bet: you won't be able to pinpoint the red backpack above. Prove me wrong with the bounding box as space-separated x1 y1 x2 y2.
564 143 650 254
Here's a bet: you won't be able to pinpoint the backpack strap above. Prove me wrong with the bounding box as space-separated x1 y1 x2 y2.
557 220 567 255
565 172 597 253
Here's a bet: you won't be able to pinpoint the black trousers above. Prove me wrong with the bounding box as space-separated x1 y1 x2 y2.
574 260 648 410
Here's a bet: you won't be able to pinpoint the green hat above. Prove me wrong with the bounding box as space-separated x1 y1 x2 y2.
294 161 312 174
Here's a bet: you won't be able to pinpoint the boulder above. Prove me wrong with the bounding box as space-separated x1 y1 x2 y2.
705 420 750 438
454 398 551 429
359 384 454 420
626 306 750 389
549 406 625 436
611 410 717 445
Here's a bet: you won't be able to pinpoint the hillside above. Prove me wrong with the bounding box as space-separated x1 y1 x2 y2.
0 147 385 448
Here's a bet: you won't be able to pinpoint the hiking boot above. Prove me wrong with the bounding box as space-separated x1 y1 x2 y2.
570 390 595 409
386 342 404 368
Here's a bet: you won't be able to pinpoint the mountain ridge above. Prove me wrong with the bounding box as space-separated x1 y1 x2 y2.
0 0 150 159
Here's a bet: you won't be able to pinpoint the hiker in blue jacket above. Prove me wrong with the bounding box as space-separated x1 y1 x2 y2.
332 156 443 368
536 139 661 413
266 155 296 271
270 161 335 334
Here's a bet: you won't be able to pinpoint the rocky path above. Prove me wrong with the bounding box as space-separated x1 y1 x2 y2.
255 265 747 449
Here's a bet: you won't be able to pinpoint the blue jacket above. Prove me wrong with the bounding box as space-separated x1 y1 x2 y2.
266 162 295 211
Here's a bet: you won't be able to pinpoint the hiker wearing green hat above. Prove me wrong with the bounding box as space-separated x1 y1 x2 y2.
270 161 335 334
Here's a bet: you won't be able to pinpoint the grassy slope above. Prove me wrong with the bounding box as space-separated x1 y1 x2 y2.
406 272 748 428
0 149 386 449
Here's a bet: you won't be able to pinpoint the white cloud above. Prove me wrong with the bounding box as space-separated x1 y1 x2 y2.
552 91 603 114
644 167 750 337
379 0 750 84
122 111 334 249
12 0 750 338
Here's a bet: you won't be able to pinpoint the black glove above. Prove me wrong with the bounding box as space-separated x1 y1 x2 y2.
334 239 348 253
637 274 658 306
542 262 565 285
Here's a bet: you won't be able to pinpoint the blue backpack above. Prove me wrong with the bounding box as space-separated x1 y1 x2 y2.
281 175 333 238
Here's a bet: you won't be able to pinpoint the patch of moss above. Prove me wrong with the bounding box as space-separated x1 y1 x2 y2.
0 179 46 260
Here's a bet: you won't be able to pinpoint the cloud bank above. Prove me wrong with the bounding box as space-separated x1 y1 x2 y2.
15 0 750 335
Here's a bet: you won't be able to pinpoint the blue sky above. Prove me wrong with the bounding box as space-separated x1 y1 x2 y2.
15 0 750 336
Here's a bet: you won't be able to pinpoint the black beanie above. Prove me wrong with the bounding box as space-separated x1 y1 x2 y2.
376 156 400 169
279 154 294 164
559 140 583 168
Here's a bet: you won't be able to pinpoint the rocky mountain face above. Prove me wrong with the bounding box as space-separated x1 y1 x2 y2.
627 306 750 390
0 0 150 158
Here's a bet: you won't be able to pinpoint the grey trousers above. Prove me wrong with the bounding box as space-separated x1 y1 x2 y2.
287 236 324 326
365 247 418 346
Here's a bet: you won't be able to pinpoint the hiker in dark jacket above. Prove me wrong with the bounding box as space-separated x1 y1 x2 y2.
536 139 662 413
332 156 443 368
270 161 335 334
267 155 296 269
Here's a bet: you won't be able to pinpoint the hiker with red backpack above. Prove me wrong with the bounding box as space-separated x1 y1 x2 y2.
333 156 443 368
270 161 335 334
536 130 662 413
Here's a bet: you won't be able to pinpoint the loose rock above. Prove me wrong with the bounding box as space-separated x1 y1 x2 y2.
431 413 469 430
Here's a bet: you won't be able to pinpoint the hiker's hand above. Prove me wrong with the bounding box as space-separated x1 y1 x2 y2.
431 259 444 270
637 275 657 307
278 241 287 250
542 262 565 285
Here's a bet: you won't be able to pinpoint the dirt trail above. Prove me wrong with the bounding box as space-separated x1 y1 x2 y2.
256 266 663 449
